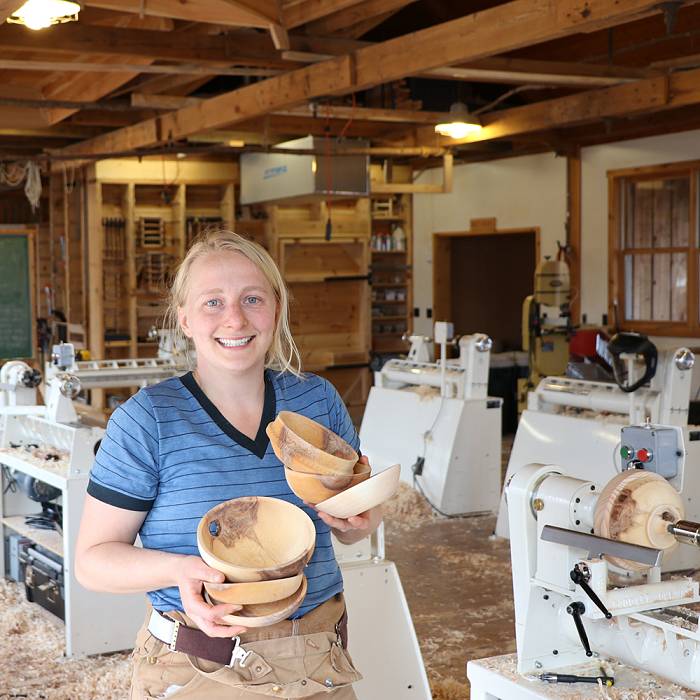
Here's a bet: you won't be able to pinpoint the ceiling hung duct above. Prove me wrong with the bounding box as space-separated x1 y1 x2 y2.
240 136 369 206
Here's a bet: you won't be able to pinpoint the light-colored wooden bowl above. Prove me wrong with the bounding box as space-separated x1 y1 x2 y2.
594 469 684 571
267 411 358 476
197 497 316 582
315 463 400 519
203 573 304 605
205 576 308 628
285 460 371 504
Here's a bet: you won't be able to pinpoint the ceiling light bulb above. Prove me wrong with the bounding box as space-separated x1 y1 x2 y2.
434 101 481 139
8 0 81 31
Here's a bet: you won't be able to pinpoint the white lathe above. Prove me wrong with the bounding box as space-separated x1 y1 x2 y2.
0 344 183 656
360 321 502 516
495 337 700 572
469 424 700 698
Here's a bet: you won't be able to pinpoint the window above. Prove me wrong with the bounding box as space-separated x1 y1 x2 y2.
609 163 697 335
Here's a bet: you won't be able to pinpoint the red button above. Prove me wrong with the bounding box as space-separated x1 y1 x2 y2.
637 448 652 462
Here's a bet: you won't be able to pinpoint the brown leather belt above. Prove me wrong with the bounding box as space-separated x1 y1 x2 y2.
147 606 348 668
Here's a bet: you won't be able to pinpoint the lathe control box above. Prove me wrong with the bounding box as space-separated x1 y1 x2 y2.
620 425 683 478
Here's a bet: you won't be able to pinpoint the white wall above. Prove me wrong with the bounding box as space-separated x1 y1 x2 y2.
412 152 567 335
413 129 700 396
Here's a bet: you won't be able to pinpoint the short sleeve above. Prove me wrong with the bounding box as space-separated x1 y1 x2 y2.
87 391 160 511
323 379 360 454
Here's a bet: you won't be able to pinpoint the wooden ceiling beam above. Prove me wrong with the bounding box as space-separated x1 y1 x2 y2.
303 0 415 36
0 58 280 77
0 1 22 22
0 23 295 68
56 0 679 159
411 68 700 147
281 0 369 29
82 0 274 28
131 93 454 122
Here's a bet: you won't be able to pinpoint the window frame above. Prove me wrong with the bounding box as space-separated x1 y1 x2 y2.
608 160 698 337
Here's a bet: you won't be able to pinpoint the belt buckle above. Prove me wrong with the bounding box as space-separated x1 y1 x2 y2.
168 619 181 652
226 636 252 669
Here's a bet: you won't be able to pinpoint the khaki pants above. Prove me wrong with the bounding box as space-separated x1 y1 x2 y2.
130 595 360 699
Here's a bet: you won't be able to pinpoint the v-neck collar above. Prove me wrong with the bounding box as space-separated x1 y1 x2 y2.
179 370 276 459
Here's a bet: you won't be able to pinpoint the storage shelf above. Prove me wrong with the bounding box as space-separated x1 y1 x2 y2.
371 250 407 255
372 299 407 305
3 516 63 557
371 215 405 221
372 282 408 288
372 315 405 322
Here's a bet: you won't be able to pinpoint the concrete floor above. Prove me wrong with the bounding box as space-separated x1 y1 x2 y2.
382 436 516 699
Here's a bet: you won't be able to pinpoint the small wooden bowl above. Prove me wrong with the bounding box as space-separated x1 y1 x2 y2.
594 469 684 571
205 576 308 628
267 411 358 476
197 497 316 583
316 464 400 519
204 573 304 605
285 460 371 504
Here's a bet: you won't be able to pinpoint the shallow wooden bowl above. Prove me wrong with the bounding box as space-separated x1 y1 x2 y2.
197 497 316 583
205 576 308 628
594 469 684 571
204 572 304 605
315 464 400 519
267 411 358 476
285 460 371 504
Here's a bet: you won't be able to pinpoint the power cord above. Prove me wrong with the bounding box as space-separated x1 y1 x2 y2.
409 396 467 519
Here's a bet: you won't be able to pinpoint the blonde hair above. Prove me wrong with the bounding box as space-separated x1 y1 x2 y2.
164 230 302 376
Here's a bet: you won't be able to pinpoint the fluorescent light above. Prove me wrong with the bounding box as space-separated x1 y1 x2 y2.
7 0 80 31
434 102 481 139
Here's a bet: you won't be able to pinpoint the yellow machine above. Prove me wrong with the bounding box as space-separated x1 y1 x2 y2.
518 255 571 412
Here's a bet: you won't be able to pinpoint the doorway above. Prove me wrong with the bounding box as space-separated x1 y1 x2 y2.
433 224 539 351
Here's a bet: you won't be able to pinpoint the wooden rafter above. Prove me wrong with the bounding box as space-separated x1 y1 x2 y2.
83 0 275 28
303 0 415 36
56 0 682 159
281 0 369 29
0 1 23 22
410 71 700 147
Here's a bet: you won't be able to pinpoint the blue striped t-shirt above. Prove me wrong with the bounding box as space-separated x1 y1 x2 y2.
87 369 359 617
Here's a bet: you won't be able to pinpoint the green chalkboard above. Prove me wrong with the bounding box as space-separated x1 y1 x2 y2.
0 233 33 359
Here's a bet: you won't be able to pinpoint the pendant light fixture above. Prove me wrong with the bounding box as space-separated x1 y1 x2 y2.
434 102 482 139
7 0 81 31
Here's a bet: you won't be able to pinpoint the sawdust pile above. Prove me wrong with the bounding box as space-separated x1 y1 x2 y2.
431 678 470 699
0 578 131 700
382 481 438 529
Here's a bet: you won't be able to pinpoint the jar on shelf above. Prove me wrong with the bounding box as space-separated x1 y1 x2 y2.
391 225 406 252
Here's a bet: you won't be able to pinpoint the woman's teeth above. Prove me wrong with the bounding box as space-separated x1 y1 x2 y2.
217 337 253 347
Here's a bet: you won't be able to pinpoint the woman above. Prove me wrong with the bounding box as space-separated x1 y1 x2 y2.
75 231 382 699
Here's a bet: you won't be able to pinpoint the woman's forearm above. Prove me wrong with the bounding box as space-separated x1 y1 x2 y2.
75 541 189 594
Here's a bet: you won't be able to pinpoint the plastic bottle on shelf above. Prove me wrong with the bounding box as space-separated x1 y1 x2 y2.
392 225 406 252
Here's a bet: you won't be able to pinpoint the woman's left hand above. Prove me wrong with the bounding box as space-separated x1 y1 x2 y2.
313 457 384 543
314 505 383 542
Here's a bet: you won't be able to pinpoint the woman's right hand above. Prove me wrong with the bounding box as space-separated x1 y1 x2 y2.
176 555 248 638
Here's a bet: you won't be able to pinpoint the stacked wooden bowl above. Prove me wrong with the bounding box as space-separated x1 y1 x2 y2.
197 496 315 626
267 411 371 504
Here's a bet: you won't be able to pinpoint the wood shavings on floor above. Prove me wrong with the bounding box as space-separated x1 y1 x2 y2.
0 578 131 699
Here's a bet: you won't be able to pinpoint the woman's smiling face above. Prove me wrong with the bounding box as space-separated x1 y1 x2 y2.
178 250 278 375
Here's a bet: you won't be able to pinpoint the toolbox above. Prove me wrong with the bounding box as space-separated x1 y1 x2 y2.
18 542 65 621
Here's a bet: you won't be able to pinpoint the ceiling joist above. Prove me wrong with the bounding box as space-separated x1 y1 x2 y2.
54 0 679 159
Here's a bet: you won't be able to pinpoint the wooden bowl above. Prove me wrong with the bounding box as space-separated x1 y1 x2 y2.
594 469 684 571
197 497 316 582
315 464 400 519
285 460 371 504
267 411 358 476
204 573 304 605
205 576 308 628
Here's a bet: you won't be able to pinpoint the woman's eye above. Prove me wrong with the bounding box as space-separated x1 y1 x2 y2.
244 296 261 305
205 299 221 307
